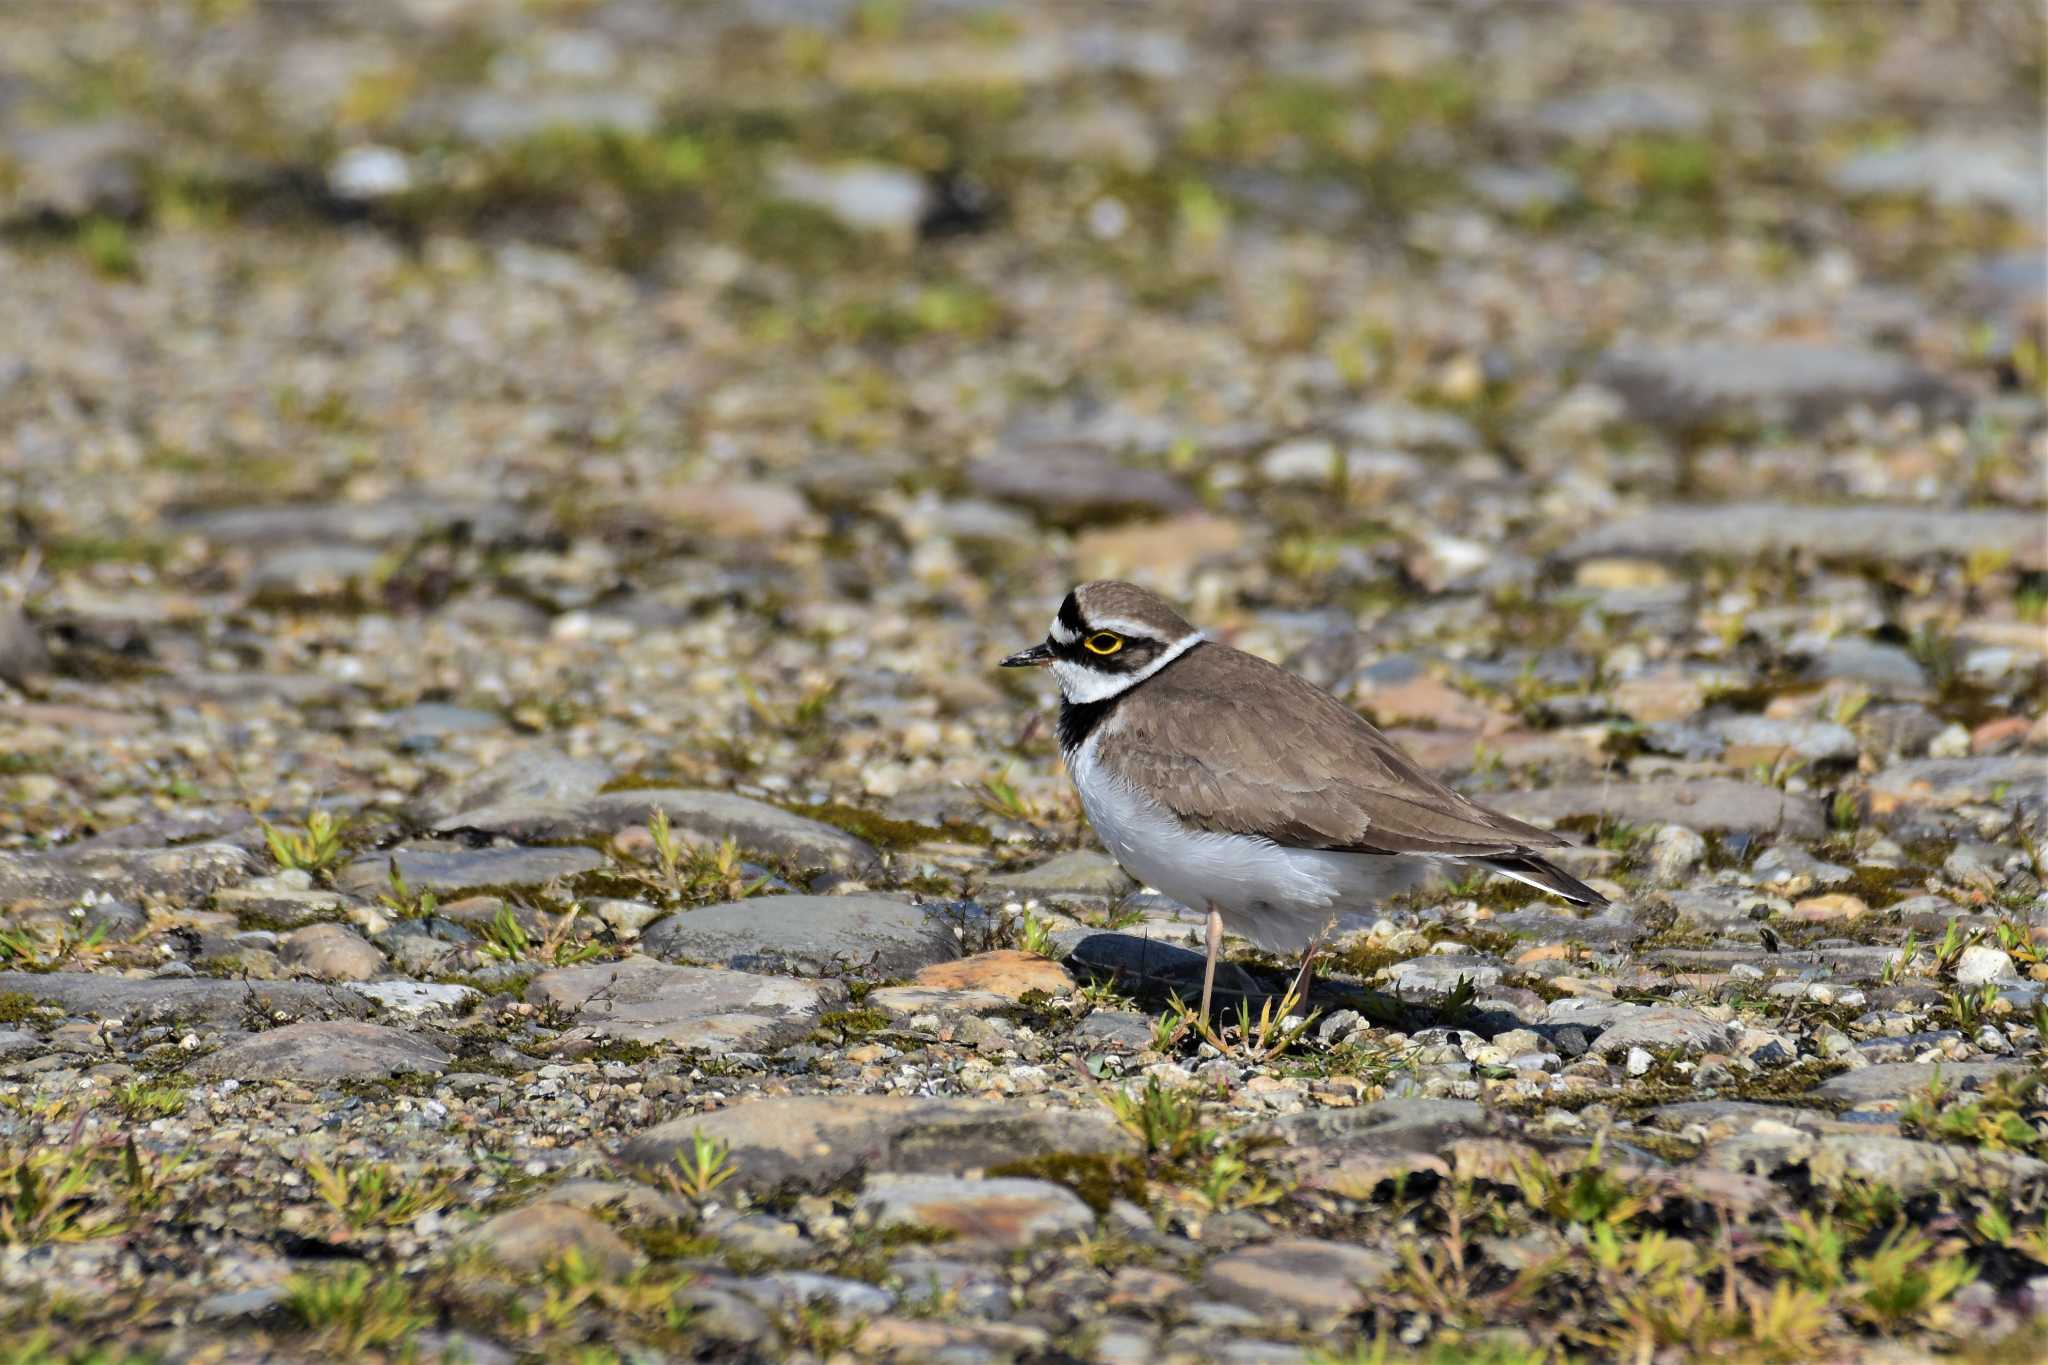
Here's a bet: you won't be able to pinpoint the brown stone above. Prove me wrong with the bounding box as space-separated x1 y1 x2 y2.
1789 893 1869 923
468 1202 643 1277
1609 666 1706 724
857 1174 1093 1249
914 950 1076 999
1203 1238 1394 1323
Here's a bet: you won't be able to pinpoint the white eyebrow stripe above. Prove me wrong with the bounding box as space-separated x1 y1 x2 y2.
1080 617 1171 639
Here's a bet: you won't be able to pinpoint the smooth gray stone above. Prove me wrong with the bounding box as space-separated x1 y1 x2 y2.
434 789 876 872
0 972 369 1024
1560 502 2040 570
527 956 843 1052
335 846 606 896
1594 344 1958 432
191 1020 449 1081
639 894 959 976
1489 778 1825 838
0 841 261 909
1816 1061 2033 1104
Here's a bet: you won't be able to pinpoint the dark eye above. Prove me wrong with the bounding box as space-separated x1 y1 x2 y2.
1084 632 1123 656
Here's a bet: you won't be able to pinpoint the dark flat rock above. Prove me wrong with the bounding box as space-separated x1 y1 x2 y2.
1560 502 2044 571
191 1020 449 1082
1490 779 1824 837
619 1094 1138 1194
857 1174 1094 1249
0 842 262 909
1594 343 1958 432
434 789 875 872
526 956 845 1052
1865 755 2048 819
1815 1061 2033 1104
0 972 369 1024
335 846 606 896
963 443 1197 523
413 746 614 825
639 894 959 976
1203 1239 1396 1324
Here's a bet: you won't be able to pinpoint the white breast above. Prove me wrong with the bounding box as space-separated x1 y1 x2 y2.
1065 726 1427 952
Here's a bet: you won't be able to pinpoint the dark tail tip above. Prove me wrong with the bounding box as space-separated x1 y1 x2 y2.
1477 854 1609 907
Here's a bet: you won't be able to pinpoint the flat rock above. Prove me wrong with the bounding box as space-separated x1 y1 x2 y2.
0 973 368 1025
345 981 481 1019
413 747 614 825
1259 1099 1500 1193
191 1020 449 1082
280 923 386 982
526 957 843 1052
335 846 606 897
986 850 1136 899
1490 778 1824 837
866 985 1009 1017
1707 1131 2048 1197
466 1202 642 1277
618 1094 1138 1193
639 895 959 977
856 1174 1093 1249
435 790 875 872
0 842 261 909
964 444 1196 524
1713 715 1859 765
177 498 523 549
1864 755 2048 818
913 950 1075 999
1203 1239 1395 1323
1560 503 2044 571
1594 344 1956 432
1815 1061 2032 1104
1831 135 2046 216
1379 956 1504 1003
1589 1007 1738 1058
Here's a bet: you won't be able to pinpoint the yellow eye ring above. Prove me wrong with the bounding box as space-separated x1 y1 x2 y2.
1084 632 1123 656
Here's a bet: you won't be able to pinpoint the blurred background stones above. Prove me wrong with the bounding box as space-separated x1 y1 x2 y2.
0 0 2043 1359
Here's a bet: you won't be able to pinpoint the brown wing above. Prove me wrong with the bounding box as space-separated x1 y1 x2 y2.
1102 644 1571 857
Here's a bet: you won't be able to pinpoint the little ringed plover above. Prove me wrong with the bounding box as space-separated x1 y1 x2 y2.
1001 580 1606 1018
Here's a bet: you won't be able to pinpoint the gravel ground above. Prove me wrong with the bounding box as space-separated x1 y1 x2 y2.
1 1 2045 1361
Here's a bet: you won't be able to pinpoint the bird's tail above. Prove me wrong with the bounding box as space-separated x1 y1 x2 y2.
1473 854 1607 907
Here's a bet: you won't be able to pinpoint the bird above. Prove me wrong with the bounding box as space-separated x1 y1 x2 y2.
1000 579 1607 1022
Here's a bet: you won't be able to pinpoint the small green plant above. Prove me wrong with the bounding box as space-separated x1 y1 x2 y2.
1899 1072 2046 1155
0 922 107 971
376 861 437 921
1932 920 1980 976
1511 1139 1650 1229
0 1137 127 1245
653 1132 738 1202
1192 1145 1286 1212
646 810 770 904
1191 977 1321 1063
1993 917 2044 971
118 1137 195 1211
283 1263 428 1352
301 1154 454 1229
1881 929 1919 985
259 808 351 877
1938 982 2001 1031
1767 1211 1850 1293
976 763 1033 822
1847 1225 1976 1328
1150 994 1199 1052
477 903 604 967
112 1081 187 1121
1016 908 1057 959
1104 1078 1207 1163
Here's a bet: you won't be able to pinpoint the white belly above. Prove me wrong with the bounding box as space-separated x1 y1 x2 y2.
1066 730 1427 952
